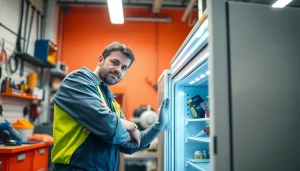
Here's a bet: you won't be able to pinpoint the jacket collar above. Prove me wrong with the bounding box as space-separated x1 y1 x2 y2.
81 67 116 99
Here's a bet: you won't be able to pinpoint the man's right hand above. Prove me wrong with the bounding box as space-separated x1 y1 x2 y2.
121 119 141 147
129 129 141 147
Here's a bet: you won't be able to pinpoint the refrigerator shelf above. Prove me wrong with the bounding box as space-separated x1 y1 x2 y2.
185 118 210 125
190 159 210 163
187 160 210 171
186 137 210 143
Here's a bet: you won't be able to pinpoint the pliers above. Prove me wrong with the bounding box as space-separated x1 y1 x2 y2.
0 38 8 79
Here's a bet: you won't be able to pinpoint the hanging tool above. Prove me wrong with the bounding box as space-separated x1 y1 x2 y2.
0 38 8 79
26 5 36 52
20 0 31 77
22 0 31 52
36 10 41 40
40 14 45 39
0 117 22 145
16 0 25 52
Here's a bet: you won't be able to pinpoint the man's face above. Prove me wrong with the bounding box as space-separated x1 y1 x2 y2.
98 51 131 86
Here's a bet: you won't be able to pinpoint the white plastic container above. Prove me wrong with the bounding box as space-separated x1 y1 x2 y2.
12 119 34 142
15 128 33 142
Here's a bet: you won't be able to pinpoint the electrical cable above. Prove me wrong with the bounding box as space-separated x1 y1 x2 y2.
8 54 19 74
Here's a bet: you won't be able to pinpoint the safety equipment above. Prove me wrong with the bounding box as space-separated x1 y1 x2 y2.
97 86 120 117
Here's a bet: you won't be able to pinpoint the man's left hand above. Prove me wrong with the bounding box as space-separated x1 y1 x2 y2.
157 98 170 130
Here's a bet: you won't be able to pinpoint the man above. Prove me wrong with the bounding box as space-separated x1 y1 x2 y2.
51 42 169 171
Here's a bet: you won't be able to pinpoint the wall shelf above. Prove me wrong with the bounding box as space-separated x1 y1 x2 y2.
0 92 42 101
50 70 66 79
15 52 54 68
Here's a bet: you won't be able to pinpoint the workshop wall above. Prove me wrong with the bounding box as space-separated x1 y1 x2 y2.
59 6 198 118
0 0 58 124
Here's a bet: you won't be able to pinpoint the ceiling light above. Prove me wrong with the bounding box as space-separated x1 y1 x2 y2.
195 77 200 81
200 74 206 79
272 0 293 8
107 0 124 24
206 71 210 75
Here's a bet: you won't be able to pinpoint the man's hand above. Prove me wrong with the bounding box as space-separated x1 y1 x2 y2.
157 98 170 130
129 129 141 147
120 118 141 147
120 119 135 131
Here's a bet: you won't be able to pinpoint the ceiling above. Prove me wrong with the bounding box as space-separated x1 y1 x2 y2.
242 0 300 7
57 0 300 9
57 0 193 8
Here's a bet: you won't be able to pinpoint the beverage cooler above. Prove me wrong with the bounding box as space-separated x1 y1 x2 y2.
157 1 300 171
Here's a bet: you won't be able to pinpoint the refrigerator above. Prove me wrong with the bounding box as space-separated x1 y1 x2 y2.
157 70 172 171
158 1 300 171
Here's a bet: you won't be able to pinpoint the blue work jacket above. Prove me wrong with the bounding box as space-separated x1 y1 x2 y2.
51 67 163 171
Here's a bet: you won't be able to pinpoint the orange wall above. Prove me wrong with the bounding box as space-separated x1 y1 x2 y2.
59 6 197 118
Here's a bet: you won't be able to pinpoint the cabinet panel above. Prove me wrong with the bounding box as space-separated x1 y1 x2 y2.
32 147 49 171
9 151 34 171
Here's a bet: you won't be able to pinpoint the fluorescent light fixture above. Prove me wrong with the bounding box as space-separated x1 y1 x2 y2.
171 19 208 72
172 31 209 74
272 0 293 8
189 81 195 85
107 0 124 24
195 77 200 81
176 52 209 81
206 71 210 75
200 74 206 79
195 20 208 38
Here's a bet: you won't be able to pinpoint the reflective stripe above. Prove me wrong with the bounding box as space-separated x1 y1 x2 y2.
97 86 121 118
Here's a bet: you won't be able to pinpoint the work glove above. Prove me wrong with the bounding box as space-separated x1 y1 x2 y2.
155 98 170 130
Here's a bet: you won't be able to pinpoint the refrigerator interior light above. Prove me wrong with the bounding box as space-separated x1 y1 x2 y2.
189 81 195 85
272 0 293 8
200 74 206 79
107 0 124 24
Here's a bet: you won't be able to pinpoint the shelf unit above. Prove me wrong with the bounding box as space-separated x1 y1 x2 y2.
15 52 54 68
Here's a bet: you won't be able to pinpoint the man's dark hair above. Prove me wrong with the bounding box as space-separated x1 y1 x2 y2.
102 42 135 67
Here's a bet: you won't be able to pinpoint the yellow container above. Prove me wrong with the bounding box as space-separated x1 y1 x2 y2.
27 73 38 88
12 119 33 129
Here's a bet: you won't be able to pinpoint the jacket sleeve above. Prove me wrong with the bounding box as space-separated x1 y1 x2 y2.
53 70 129 145
120 122 163 154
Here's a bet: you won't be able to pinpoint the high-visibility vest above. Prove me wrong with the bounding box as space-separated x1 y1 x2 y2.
97 86 121 117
